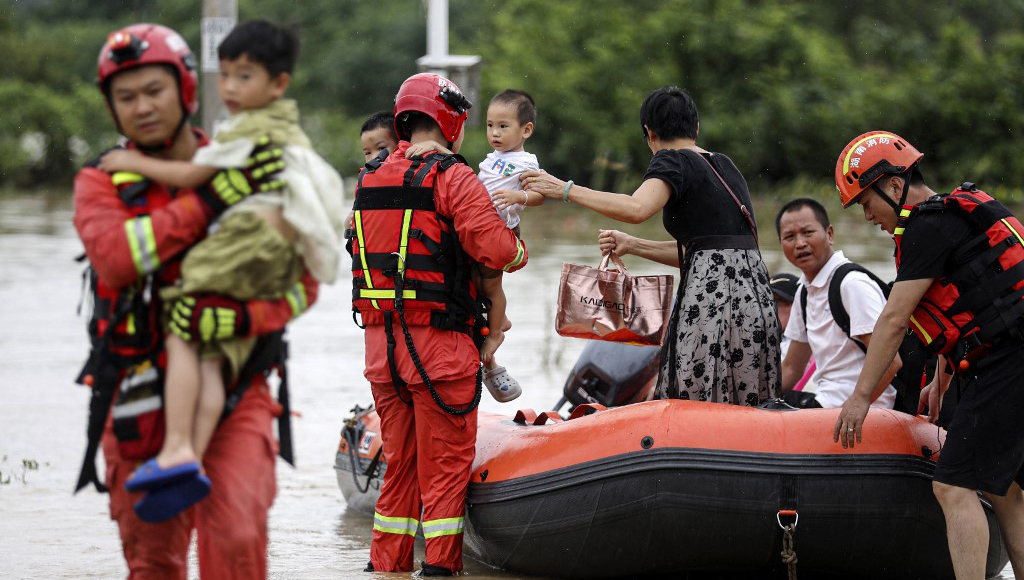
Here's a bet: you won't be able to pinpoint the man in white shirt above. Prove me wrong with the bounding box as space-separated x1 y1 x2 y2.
776 198 898 409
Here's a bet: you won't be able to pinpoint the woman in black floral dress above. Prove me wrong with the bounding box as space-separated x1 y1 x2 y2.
522 86 779 406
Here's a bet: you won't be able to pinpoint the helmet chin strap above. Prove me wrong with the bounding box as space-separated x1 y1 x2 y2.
870 171 912 214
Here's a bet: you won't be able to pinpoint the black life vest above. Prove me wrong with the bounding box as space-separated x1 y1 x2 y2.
350 151 479 334
893 183 1024 360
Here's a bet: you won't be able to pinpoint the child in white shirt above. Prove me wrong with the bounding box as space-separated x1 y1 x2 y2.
406 89 543 401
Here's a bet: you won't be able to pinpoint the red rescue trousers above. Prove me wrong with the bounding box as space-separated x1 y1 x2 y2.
369 376 478 572
102 383 280 580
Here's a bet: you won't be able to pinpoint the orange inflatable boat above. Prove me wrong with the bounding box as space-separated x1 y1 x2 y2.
335 345 1009 579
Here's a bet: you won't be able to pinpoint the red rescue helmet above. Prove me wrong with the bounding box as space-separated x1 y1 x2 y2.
97 24 199 118
394 73 471 144
835 131 923 207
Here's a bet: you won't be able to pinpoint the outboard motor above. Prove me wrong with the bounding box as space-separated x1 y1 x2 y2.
558 341 661 412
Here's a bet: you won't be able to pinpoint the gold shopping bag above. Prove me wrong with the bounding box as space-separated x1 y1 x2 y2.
555 252 674 346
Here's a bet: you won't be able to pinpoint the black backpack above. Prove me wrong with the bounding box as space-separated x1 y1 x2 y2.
797 262 936 414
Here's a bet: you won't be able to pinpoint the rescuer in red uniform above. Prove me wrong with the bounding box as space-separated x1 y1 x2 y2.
350 73 528 575
73 23 317 578
832 131 1024 580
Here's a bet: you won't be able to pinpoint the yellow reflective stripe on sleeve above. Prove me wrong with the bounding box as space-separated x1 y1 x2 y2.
899 208 913 218
359 289 417 300
124 216 160 275
842 133 898 174
1001 218 1024 247
285 282 308 318
502 238 525 272
111 171 145 186
373 512 419 536
422 516 464 539
893 227 905 235
398 209 413 275
353 210 380 310
908 315 933 344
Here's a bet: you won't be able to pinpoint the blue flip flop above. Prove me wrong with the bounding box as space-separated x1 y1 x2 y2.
125 458 201 493
133 472 212 523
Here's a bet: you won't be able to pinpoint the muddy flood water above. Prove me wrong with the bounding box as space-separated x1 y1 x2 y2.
0 192 1013 579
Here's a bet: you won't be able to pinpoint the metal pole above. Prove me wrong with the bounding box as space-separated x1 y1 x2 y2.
200 0 237 134
424 0 448 75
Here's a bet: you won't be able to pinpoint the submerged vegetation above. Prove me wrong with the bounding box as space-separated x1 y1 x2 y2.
0 456 42 485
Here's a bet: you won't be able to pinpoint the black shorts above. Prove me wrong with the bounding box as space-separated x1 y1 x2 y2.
933 344 1024 495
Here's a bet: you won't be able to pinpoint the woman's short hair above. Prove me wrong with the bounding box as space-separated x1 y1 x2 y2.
640 86 699 142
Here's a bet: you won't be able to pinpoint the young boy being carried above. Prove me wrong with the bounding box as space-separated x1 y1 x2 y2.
407 89 542 402
345 111 400 229
360 110 399 163
99 19 345 515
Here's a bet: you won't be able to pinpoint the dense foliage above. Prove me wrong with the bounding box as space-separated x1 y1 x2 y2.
3 0 1024 196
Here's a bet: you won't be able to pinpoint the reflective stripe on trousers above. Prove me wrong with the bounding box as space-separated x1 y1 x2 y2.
373 512 419 536
422 516 464 538
369 376 477 573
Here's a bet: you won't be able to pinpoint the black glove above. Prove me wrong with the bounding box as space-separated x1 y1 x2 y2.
195 136 286 216
168 295 251 343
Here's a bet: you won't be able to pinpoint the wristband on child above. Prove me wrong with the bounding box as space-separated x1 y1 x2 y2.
522 190 529 205
563 180 574 203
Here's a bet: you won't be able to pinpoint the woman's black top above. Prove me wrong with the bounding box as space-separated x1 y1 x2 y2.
643 148 756 248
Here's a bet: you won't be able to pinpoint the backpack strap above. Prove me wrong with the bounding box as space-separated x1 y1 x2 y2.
800 262 890 352
799 284 808 332
827 262 891 352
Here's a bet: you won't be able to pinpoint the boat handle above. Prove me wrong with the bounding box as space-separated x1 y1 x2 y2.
776 509 799 529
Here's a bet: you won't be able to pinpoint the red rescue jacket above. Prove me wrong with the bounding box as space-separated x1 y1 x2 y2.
894 183 1024 359
72 134 318 488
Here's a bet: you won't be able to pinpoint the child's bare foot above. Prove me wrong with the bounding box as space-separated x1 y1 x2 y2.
480 330 505 364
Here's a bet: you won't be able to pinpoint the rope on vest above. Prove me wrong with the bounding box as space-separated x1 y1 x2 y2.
388 252 482 416
777 510 799 580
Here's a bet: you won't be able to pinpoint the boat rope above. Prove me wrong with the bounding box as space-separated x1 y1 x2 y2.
781 523 798 580
777 509 799 580
342 406 383 494
343 425 383 494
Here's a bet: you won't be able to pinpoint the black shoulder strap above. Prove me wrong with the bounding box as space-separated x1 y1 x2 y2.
364 147 389 172
799 284 808 331
435 152 469 171
827 262 890 352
